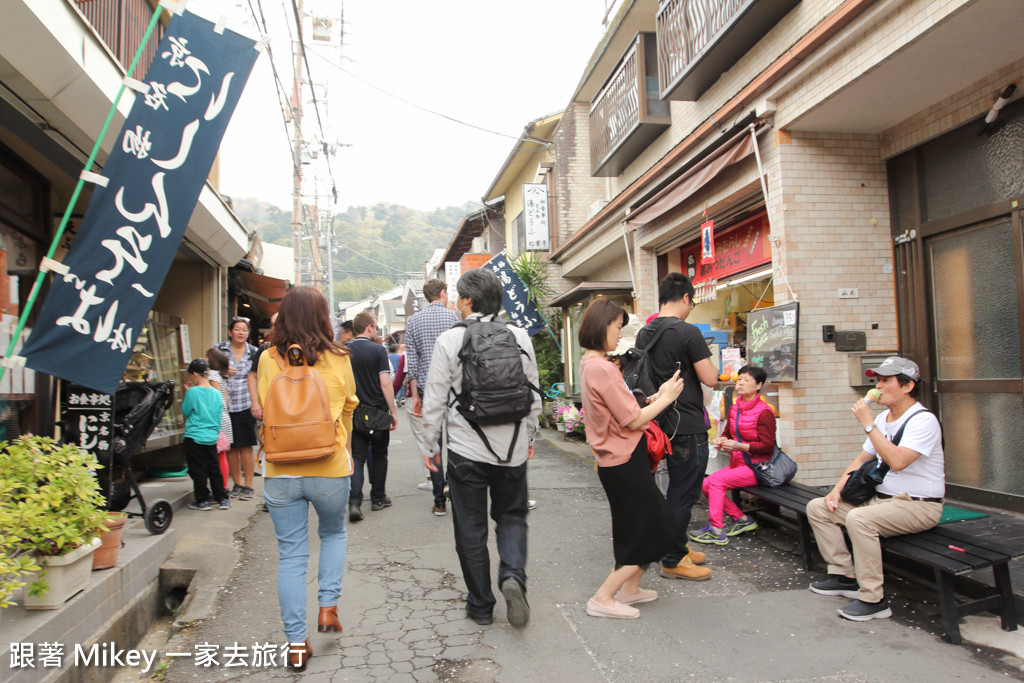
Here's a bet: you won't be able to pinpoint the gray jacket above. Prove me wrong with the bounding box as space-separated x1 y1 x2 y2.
420 313 541 466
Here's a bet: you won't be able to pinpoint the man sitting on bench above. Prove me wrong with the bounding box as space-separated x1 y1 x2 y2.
807 356 945 622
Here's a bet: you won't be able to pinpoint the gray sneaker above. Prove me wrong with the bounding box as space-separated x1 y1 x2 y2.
229 484 243 498
501 580 530 628
838 598 891 621
239 486 254 501
809 575 860 600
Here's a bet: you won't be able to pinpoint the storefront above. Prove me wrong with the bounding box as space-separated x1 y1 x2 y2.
550 282 633 396
886 97 1024 510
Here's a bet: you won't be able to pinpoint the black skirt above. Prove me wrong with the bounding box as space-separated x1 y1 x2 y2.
228 410 259 448
597 437 678 567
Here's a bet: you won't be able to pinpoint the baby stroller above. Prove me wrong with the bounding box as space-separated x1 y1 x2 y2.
105 381 177 534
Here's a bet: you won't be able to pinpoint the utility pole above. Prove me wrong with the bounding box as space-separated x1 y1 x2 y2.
290 0 304 284
324 209 335 316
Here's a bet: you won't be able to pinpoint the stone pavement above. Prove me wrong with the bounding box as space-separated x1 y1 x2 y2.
144 419 1024 682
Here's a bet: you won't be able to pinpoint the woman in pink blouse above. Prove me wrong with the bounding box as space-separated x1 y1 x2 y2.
578 299 683 620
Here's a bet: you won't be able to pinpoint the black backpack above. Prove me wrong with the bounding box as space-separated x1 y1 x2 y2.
622 322 671 399
449 318 540 463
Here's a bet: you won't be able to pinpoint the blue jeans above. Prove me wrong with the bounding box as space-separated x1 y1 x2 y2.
662 433 709 568
350 428 390 506
446 449 528 618
264 476 350 643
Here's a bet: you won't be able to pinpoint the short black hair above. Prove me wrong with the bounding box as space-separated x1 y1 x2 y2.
659 272 696 306
895 373 920 398
579 299 628 352
737 364 767 386
340 320 354 333
457 269 502 316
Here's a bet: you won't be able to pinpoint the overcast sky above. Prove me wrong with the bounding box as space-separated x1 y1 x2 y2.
212 0 610 212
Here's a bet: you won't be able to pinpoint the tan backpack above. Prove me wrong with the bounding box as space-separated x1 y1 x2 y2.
261 344 337 464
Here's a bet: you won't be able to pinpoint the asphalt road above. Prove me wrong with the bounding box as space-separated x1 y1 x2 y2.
157 418 1024 682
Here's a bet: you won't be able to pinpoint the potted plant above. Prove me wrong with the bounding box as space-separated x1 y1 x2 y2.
0 436 110 610
93 511 128 570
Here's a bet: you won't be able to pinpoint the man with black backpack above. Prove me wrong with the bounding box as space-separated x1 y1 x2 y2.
635 273 719 581
420 268 541 629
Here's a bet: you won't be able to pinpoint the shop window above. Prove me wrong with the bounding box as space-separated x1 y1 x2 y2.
128 312 185 442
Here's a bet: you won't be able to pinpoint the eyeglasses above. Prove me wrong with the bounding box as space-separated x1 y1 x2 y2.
689 296 698 309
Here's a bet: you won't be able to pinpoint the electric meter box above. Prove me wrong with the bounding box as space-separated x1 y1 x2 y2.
848 353 896 387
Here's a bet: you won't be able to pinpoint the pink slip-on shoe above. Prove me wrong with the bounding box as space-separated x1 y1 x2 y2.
614 588 658 605
585 598 640 619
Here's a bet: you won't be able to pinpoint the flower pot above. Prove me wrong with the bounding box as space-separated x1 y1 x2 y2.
93 513 128 570
24 537 100 610
556 423 566 432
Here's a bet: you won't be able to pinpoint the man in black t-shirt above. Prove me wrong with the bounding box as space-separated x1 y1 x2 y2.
346 311 398 522
635 273 719 581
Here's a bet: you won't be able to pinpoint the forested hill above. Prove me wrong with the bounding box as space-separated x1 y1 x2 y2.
230 198 469 300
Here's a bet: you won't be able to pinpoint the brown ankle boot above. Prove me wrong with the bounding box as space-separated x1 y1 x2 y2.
685 543 707 565
288 639 312 671
318 605 343 633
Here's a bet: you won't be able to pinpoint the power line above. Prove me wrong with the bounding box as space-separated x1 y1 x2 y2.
336 244 409 274
305 46 531 144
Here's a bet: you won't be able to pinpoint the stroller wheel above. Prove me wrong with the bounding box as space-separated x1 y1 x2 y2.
144 499 173 534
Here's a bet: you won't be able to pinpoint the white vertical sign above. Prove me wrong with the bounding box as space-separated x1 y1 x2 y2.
179 324 192 363
522 183 550 251
445 262 461 303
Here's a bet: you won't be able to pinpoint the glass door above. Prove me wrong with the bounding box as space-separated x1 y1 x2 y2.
927 214 1024 498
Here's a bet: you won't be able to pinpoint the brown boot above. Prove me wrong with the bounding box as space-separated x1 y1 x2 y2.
318 605 343 633
660 556 712 581
685 543 707 566
288 639 312 671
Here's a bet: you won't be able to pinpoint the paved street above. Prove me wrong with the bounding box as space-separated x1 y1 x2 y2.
157 419 1024 682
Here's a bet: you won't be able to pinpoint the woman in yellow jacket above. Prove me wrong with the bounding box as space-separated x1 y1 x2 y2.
256 286 358 671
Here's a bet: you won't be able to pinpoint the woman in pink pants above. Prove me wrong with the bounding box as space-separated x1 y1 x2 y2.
690 365 776 546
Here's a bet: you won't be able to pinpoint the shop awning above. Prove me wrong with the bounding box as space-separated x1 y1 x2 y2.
236 270 289 321
549 281 633 308
625 132 756 230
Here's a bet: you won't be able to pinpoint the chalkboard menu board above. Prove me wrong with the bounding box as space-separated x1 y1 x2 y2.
747 301 799 381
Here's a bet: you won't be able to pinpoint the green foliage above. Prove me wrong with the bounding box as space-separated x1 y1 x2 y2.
231 198 472 300
0 436 110 607
532 329 564 396
510 252 553 306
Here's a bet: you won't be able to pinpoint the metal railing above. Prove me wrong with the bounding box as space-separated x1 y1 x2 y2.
657 0 746 96
589 42 641 175
74 0 164 80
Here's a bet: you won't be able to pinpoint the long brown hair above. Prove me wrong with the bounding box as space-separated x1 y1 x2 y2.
273 286 347 364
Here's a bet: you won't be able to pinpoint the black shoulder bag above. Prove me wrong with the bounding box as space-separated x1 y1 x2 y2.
839 408 936 505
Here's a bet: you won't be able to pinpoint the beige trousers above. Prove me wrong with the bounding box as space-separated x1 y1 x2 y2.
806 494 942 602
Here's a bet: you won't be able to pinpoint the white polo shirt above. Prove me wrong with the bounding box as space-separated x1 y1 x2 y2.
866 402 945 499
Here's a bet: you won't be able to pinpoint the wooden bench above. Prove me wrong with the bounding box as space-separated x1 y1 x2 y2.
737 482 1024 644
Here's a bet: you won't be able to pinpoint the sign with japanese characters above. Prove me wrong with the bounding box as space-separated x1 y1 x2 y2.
20 11 259 394
445 262 460 304
58 381 113 467
680 212 771 285
482 254 546 337
522 183 550 251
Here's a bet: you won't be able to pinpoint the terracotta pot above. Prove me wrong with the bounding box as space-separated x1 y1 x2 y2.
93 512 128 570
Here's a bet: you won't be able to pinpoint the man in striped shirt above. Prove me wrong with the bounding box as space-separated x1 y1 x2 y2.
405 278 459 515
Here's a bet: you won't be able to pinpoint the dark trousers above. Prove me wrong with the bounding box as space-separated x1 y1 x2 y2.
350 428 390 506
446 449 528 618
185 437 227 503
662 432 709 567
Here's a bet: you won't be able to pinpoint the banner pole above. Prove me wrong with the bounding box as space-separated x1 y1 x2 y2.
0 7 165 385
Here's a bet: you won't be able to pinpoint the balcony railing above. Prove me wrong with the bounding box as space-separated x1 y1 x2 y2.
589 32 670 178
74 0 164 80
657 0 801 101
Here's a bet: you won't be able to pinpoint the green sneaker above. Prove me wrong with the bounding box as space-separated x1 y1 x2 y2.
725 516 758 537
688 523 728 545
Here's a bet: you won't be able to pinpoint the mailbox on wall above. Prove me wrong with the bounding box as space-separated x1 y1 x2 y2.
848 353 897 387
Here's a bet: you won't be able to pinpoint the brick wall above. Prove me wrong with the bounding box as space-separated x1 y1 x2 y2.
552 102 607 246
772 131 896 485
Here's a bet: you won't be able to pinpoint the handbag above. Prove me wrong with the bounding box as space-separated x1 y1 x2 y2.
353 402 393 435
742 445 798 488
839 408 936 504
644 420 672 473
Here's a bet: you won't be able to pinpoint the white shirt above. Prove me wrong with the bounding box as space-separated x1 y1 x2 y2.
866 403 945 499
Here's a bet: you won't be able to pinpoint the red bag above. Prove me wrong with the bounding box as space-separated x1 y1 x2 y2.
644 421 672 473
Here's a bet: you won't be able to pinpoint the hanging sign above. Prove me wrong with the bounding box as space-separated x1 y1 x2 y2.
701 219 715 264
19 11 260 394
482 254 546 336
522 183 550 251
681 212 771 284
445 262 461 304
